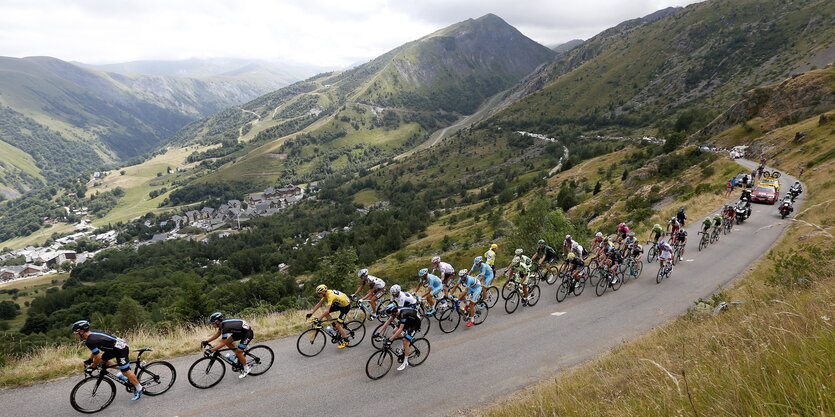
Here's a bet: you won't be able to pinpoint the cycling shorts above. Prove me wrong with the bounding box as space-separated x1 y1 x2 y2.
402 319 421 340
370 288 386 299
653 231 662 241
226 329 254 350
101 347 131 371
331 304 351 324
570 261 584 271
429 285 444 297
513 271 529 285
466 286 482 302
482 274 494 287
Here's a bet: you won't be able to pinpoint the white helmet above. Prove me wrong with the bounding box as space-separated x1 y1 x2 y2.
431 256 441 263
390 284 401 295
595 232 603 238
565 234 572 240
357 268 368 278
514 248 523 256
458 269 469 278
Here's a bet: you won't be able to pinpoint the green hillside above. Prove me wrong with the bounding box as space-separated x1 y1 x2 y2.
493 0 835 136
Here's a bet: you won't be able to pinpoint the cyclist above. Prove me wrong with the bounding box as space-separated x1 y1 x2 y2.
712 213 723 235
657 241 674 272
616 222 630 242
566 252 585 282
71 320 143 401
431 256 455 286
561 235 573 257
701 216 712 235
380 305 421 371
649 223 664 244
470 256 494 288
531 239 557 270
307 285 351 349
675 228 688 261
620 231 638 253
570 240 587 260
677 207 687 226
506 249 532 303
604 241 623 285
592 232 605 252
389 284 418 309
351 268 386 320
630 241 644 263
413 268 445 314
202 313 254 378
667 217 681 244
484 243 498 274
450 269 482 327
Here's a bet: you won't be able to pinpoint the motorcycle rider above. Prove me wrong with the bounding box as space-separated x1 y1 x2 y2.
789 181 803 201
779 196 794 217
676 207 687 226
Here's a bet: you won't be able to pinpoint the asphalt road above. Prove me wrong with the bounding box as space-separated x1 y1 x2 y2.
0 159 801 417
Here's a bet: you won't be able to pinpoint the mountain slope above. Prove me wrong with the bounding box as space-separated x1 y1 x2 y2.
491 0 835 134
168 14 554 189
0 56 297 196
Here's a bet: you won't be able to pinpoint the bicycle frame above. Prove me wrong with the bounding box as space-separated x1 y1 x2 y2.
84 348 154 391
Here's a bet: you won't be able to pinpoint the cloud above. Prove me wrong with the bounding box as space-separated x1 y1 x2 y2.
0 0 700 66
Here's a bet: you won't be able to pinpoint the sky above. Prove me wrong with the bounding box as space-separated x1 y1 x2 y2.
0 0 701 67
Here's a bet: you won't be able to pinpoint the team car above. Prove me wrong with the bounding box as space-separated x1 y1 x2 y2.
751 185 778 204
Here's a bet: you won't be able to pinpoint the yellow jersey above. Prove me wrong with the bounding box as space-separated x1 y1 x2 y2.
484 249 496 266
323 289 350 307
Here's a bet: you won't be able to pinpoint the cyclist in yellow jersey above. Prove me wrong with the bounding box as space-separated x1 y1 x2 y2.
306 285 351 348
484 243 498 274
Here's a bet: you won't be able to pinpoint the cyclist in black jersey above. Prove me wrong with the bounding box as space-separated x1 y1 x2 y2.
675 229 688 261
72 320 144 401
382 305 421 371
202 312 255 378
532 239 557 267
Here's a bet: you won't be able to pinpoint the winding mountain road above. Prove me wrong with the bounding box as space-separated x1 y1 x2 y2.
0 159 801 417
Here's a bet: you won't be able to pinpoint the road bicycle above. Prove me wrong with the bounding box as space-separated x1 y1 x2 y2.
595 263 623 296
187 342 274 389
348 297 380 322
622 254 643 280
370 311 431 349
710 225 721 244
723 217 734 235
436 296 488 333
533 261 560 285
698 231 710 251
555 266 589 302
70 347 176 413
503 276 540 314
656 260 674 284
295 317 365 357
366 335 430 380
645 241 658 263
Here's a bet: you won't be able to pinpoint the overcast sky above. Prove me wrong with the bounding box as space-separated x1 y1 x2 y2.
0 0 701 67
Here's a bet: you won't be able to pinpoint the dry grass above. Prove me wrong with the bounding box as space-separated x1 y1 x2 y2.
0 309 309 388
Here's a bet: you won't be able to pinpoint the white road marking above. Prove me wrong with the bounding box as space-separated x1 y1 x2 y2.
551 312 567 316
686 259 695 262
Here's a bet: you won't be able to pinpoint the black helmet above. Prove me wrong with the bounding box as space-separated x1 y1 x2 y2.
208 312 225 324
71 320 90 333
385 304 398 315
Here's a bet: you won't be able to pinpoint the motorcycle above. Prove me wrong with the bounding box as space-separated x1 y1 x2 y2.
779 202 793 219
735 201 750 224
789 187 802 202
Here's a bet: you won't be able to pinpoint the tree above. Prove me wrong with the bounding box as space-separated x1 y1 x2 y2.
621 169 629 181
593 181 602 195
555 182 578 212
20 313 49 334
313 247 358 293
168 282 211 323
114 296 150 332
0 300 19 320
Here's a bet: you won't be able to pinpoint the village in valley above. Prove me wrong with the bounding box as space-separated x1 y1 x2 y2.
0 183 313 283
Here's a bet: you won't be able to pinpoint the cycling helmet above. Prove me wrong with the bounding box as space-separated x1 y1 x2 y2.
618 222 625 228
627 232 635 236
704 217 710 222
71 320 90 333
357 268 368 278
490 243 498 249
385 304 398 315
458 269 469 278
537 239 545 245
390 284 401 295
315 284 328 294
671 217 677 222
474 256 483 264
595 232 603 238
565 235 572 240
571 241 579 249
418 268 428 277
514 248 523 256
679 207 685 212
208 312 224 324
431 256 441 263
567 252 576 260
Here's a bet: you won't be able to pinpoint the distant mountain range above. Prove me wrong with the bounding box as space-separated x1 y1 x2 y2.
75 58 332 81
0 56 306 197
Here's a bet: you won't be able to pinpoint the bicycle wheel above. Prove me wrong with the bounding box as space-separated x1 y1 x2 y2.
656 266 665 284
349 305 368 322
408 338 431 366
376 298 395 322
437 308 460 333
187 356 226 389
505 291 520 314
527 285 541 306
417 315 431 338
545 269 559 285
556 279 570 302
483 286 499 308
574 275 586 296
472 301 488 325
595 272 608 296
70 377 116 414
698 236 707 251
296 329 326 357
647 247 657 263
632 261 643 278
244 345 274 376
589 266 603 287
365 350 393 380
344 320 366 347
611 273 623 291
501 280 515 299
138 360 176 396
434 297 453 316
